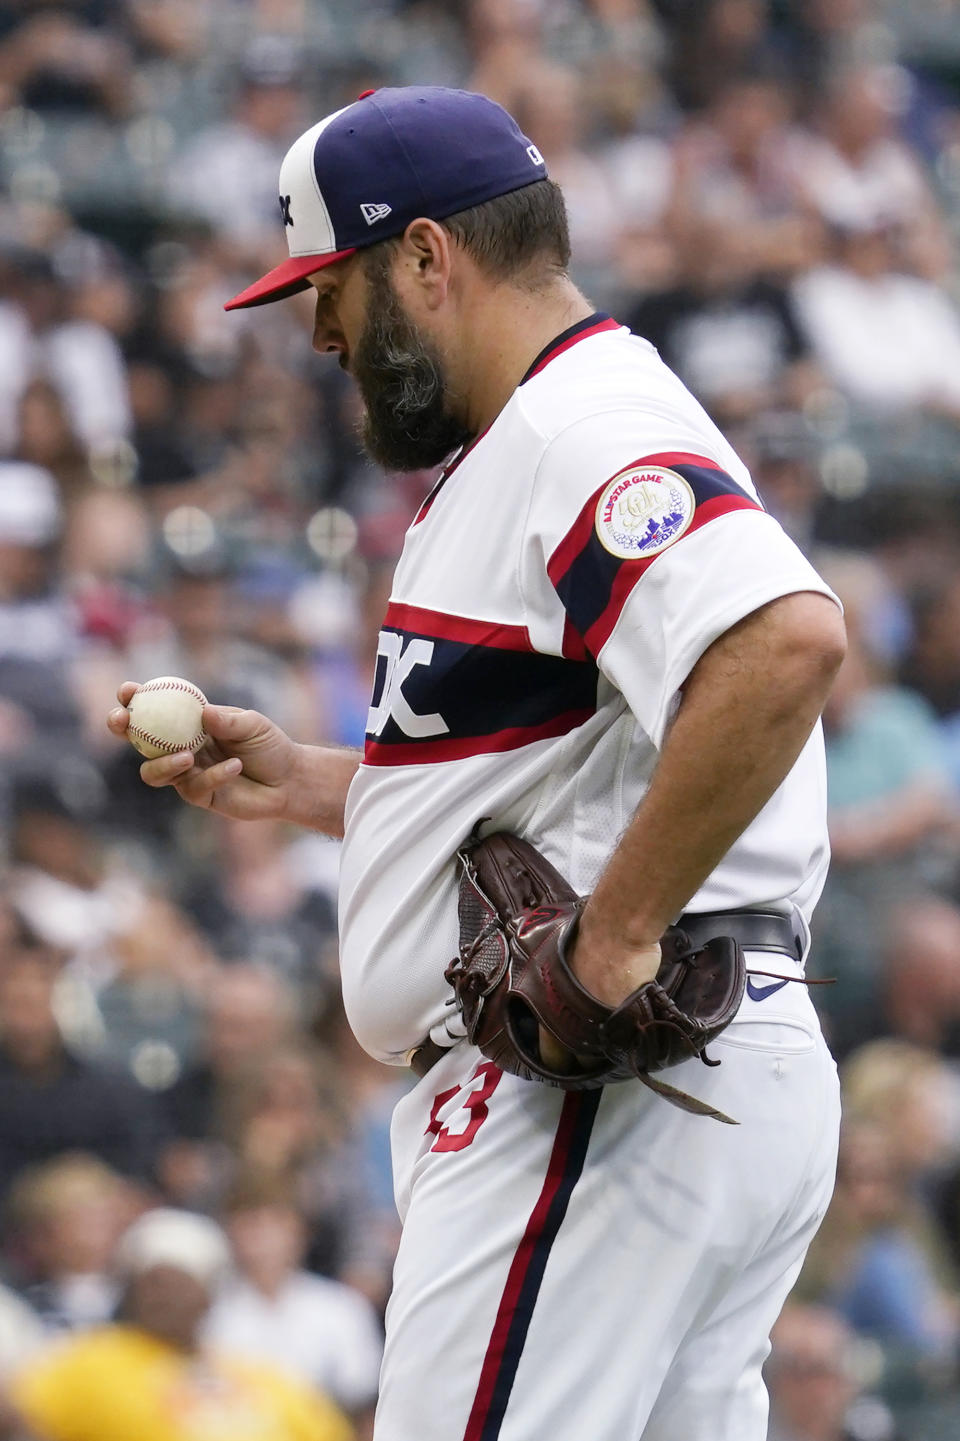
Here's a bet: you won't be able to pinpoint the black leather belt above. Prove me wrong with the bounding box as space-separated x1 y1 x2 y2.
408 907 801 1079
674 908 801 962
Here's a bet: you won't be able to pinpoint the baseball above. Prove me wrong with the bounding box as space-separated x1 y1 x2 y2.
127 676 208 760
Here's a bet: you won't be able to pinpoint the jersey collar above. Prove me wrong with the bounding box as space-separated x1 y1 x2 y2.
413 314 621 527
520 312 621 384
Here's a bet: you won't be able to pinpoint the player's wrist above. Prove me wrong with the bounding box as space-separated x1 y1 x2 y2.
576 903 663 958
283 742 358 836
281 742 322 826
570 909 662 1005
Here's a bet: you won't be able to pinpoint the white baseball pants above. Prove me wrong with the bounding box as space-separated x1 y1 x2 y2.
375 952 840 1441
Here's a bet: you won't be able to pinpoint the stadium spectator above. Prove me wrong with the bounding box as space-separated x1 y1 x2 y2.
822 557 957 875
2 243 133 452
0 463 77 755
767 1301 899 1441
813 553 959 1053
659 0 781 113
594 53 675 293
792 219 960 417
788 64 951 279
511 63 622 296
206 1172 382 1421
224 1045 382 1291
627 217 820 426
796 1084 960 1368
161 964 296 1208
667 70 820 279
0 7 133 119
14 381 91 497
881 897 960 1056
6 770 208 991
179 816 337 991
127 555 320 738
900 571 960 725
167 37 308 264
5 1154 131 1335
465 0 547 111
5 1208 353 1441
842 1042 959 1201
0 945 169 1205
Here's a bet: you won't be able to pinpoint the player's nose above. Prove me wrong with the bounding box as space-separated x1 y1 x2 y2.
311 301 346 359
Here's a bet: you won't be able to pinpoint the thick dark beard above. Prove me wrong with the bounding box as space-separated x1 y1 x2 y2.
351 256 473 472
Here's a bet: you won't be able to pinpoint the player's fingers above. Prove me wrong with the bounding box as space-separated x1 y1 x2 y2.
106 705 131 738
107 681 140 736
138 751 197 788
173 756 244 808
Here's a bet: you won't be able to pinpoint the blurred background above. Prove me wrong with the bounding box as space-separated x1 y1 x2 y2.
2 0 960 1437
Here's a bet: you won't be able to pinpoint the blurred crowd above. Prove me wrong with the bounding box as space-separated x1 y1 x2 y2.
2 0 960 1437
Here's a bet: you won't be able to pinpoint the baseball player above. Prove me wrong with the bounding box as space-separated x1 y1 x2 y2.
109 88 846 1440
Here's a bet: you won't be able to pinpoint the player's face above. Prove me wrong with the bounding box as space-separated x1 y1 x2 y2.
311 253 472 471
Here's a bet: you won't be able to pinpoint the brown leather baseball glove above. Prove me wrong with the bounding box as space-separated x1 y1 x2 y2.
444 830 746 1123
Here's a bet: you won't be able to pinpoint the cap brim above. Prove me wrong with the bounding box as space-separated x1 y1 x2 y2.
224 248 357 310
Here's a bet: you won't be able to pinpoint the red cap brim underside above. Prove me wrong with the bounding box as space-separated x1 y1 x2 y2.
224 248 358 310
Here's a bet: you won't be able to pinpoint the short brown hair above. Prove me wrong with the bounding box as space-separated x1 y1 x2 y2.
442 179 570 282
366 178 570 288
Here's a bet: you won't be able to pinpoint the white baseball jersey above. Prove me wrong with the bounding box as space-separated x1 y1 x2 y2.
338 315 837 1064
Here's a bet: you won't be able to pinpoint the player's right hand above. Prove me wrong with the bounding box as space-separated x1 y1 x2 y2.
107 682 302 822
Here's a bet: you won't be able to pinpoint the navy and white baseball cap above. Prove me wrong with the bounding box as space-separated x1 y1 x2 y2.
224 86 547 310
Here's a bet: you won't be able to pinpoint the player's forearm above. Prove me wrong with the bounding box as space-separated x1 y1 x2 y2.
575 592 846 999
285 742 362 837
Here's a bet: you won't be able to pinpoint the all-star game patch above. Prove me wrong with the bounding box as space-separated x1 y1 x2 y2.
594 464 696 560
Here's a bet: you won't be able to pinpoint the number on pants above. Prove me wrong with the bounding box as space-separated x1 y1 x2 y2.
425 1062 502 1153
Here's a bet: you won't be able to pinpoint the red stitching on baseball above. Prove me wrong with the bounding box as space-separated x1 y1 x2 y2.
129 726 205 753
136 679 206 701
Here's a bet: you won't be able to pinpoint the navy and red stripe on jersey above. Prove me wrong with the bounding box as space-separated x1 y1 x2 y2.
363 602 598 767
548 453 763 659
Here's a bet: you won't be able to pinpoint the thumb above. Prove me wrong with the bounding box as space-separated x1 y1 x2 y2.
201 704 268 741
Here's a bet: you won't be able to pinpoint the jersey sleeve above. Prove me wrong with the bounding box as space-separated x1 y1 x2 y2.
526 418 839 747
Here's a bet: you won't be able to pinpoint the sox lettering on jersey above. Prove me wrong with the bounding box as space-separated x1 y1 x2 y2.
367 632 450 739
363 604 598 766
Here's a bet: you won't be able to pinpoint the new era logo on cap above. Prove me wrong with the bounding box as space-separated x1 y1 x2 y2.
361 202 393 226
224 86 549 310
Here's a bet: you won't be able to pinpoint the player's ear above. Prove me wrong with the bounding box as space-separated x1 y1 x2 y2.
398 219 452 308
